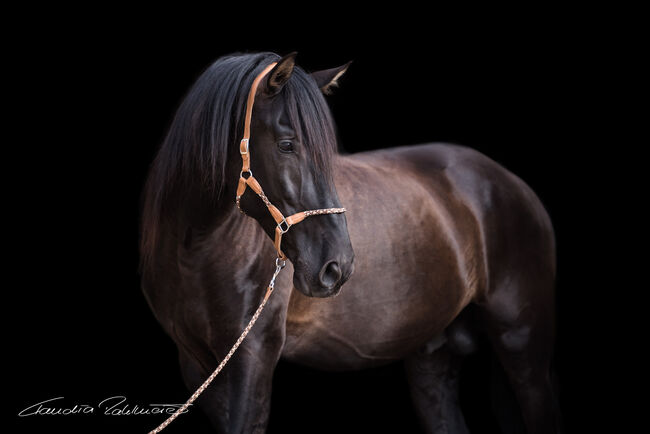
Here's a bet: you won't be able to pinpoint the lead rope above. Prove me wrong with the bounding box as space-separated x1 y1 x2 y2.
148 258 285 434
147 60 346 433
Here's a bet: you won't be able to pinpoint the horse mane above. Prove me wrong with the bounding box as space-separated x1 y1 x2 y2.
140 52 338 276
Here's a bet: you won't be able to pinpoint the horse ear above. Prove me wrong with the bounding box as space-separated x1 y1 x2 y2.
264 52 297 96
311 61 352 95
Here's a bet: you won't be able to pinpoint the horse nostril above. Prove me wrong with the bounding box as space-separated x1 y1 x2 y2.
319 260 342 289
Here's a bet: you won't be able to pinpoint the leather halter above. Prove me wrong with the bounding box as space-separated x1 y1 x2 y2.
235 62 346 261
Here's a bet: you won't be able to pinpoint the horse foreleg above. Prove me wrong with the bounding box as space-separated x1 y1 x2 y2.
404 337 470 434
177 331 283 434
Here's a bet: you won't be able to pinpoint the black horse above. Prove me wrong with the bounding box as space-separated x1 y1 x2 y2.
141 52 560 433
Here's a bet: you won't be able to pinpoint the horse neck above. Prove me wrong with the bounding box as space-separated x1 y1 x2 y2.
188 197 273 289
144 194 274 328
210 202 268 255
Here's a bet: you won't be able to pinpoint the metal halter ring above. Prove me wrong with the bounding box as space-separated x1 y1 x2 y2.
277 218 291 234
240 169 253 179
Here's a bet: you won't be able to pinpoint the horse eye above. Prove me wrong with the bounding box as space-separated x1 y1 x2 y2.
277 140 294 153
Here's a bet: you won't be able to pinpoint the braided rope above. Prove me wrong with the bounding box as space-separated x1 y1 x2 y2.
303 207 346 217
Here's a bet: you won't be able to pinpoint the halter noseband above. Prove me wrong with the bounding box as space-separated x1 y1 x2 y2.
235 62 346 261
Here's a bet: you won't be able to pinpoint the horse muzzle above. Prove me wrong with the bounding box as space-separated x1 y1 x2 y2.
293 251 355 298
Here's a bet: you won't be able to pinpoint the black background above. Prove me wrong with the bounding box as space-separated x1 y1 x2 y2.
9 12 632 434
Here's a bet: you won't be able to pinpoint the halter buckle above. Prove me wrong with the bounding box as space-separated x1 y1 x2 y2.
277 218 291 234
240 138 249 154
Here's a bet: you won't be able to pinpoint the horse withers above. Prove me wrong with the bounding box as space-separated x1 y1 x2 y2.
141 52 560 434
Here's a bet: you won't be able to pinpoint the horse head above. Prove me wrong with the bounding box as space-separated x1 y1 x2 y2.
231 53 355 297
